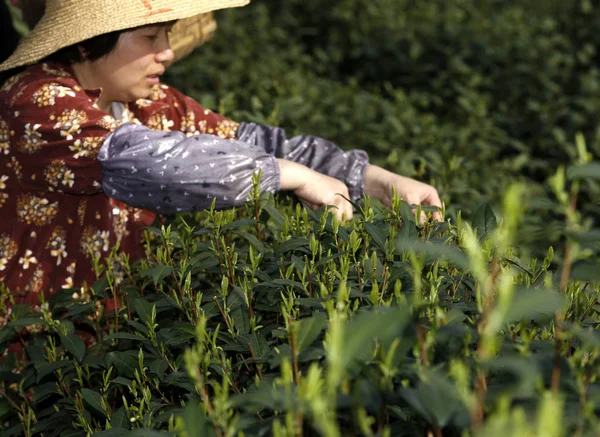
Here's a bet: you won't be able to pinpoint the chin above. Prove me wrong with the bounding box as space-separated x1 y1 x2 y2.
125 90 151 103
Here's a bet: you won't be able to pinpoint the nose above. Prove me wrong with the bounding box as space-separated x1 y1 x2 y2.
155 32 175 64
156 44 174 64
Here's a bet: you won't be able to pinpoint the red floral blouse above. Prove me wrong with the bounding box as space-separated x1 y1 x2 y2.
0 62 239 307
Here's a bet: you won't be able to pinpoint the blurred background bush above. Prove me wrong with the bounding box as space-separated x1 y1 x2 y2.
165 0 600 259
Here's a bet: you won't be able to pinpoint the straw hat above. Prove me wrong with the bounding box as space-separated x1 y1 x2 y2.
169 12 217 65
0 0 249 72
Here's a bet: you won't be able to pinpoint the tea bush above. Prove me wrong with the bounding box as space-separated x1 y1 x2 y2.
2 0 600 436
166 0 600 258
1 162 600 436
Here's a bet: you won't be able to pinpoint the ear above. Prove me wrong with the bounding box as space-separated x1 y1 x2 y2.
77 45 88 61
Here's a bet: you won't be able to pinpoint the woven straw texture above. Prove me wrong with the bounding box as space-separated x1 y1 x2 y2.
0 0 248 72
169 12 217 64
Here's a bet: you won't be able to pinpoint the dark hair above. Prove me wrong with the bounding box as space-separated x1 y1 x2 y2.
45 29 123 64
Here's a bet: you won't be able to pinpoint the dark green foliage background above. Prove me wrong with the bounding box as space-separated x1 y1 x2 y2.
166 0 600 258
2 1 600 436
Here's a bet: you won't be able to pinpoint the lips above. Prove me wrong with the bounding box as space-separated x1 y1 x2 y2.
148 69 165 78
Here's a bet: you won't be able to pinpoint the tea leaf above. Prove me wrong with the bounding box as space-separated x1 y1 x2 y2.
566 162 600 180
134 298 154 325
505 289 566 323
106 351 139 378
92 429 129 437
400 372 467 427
175 400 217 437
263 204 286 227
60 334 86 362
341 306 410 370
472 203 497 238
234 231 266 253
222 219 259 231
142 264 175 286
570 262 600 281
364 222 387 250
239 333 270 360
275 238 310 255
227 288 251 334
294 313 328 355
81 388 105 418
110 406 130 430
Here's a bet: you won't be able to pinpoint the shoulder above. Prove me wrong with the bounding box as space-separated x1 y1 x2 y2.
0 62 92 110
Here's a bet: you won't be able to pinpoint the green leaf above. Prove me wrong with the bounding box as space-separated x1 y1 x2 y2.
481 356 539 398
234 231 266 254
149 358 170 379
294 313 327 355
227 288 251 334
176 400 217 437
92 429 129 437
472 203 497 238
190 255 220 273
60 334 86 362
107 351 139 378
110 407 130 430
222 218 259 231
128 430 174 437
7 318 47 329
270 279 306 292
397 239 470 271
104 332 150 343
566 229 600 243
0 325 18 345
263 204 286 228
275 238 310 255
141 264 174 286
81 388 105 418
340 306 411 370
568 325 600 350
570 262 600 281
110 377 133 387
505 289 566 323
398 219 418 243
238 333 270 360
364 222 388 251
566 162 600 180
36 361 73 383
133 298 154 325
32 410 71 435
33 382 59 404
165 371 195 392
400 371 467 428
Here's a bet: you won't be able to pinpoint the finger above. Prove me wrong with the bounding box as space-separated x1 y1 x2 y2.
410 207 426 226
426 191 443 222
300 199 319 210
343 202 353 221
425 190 443 210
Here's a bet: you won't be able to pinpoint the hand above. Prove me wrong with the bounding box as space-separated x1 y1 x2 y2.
364 165 442 223
278 159 353 221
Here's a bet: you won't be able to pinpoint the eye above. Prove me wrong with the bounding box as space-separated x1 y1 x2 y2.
145 34 159 41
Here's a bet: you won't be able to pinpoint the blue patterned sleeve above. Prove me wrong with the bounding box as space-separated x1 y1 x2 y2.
98 123 279 213
237 122 369 203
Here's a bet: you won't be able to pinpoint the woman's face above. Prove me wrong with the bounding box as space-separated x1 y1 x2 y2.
74 24 174 111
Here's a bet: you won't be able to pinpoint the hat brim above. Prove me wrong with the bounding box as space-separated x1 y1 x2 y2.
0 0 248 72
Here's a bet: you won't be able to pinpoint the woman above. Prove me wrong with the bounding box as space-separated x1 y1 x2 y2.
0 0 442 306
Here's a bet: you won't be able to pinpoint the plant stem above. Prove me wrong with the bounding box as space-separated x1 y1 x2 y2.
248 343 263 380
